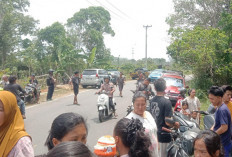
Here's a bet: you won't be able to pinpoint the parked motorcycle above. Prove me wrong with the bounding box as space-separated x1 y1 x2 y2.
162 119 200 157
96 91 116 122
194 110 215 130
173 111 199 132
24 83 41 104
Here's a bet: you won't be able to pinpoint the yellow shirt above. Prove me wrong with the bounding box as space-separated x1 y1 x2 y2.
226 101 232 120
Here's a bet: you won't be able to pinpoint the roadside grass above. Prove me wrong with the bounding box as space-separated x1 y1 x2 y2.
199 97 211 129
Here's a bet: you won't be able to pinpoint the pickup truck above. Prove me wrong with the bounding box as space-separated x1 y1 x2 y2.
130 68 149 80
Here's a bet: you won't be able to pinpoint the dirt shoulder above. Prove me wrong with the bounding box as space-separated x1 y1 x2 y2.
29 80 134 105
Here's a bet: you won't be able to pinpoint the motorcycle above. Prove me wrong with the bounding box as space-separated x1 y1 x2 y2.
194 110 215 130
24 83 41 104
173 111 199 132
96 91 116 122
162 119 200 157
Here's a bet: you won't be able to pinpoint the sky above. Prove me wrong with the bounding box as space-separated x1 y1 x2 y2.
27 0 174 61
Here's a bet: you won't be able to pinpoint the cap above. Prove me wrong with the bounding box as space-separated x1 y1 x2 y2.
48 69 54 73
94 135 116 156
104 76 110 80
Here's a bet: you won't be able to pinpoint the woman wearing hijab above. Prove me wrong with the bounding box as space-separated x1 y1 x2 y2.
0 91 34 157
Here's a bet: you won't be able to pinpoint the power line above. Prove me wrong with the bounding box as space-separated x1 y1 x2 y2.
86 0 96 6
104 0 131 19
94 0 124 19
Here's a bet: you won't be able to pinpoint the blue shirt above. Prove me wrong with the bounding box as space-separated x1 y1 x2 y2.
214 103 231 146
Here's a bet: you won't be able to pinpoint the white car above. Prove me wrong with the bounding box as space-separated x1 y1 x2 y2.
81 69 109 88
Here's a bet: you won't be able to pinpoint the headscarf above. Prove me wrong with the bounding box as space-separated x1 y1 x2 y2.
0 91 30 157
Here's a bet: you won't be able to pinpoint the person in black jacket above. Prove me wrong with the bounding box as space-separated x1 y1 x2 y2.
4 75 26 119
46 69 55 101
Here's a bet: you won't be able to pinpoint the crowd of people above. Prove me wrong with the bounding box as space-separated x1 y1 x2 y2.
1 70 232 157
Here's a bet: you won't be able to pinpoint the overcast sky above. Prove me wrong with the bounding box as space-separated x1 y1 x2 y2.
27 0 174 60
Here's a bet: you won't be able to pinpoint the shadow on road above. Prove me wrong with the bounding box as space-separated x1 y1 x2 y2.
66 103 81 106
90 115 115 124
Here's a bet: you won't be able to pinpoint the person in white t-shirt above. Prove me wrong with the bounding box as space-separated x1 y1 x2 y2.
126 91 159 157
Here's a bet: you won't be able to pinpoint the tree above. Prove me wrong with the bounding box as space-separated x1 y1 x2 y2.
167 26 231 89
166 0 231 36
67 6 115 64
0 0 37 68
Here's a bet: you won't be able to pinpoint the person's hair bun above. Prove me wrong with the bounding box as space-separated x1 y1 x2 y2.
126 118 144 144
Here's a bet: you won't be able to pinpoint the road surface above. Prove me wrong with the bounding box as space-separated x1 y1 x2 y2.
25 80 137 156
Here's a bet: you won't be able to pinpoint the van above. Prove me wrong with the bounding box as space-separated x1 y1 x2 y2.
81 69 109 88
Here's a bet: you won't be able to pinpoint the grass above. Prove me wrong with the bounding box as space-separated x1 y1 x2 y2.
199 97 211 129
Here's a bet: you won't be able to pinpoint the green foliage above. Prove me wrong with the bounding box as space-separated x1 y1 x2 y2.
0 0 37 68
166 0 230 29
87 47 96 68
167 0 232 91
67 6 115 65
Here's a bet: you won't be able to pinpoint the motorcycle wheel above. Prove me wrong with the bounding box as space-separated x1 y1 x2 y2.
99 110 104 122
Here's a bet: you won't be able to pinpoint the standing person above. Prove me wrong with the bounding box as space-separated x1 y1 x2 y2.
4 75 26 119
194 130 224 157
184 89 201 124
137 72 144 85
46 69 55 101
150 78 179 157
96 76 117 117
136 78 153 100
208 86 231 157
0 91 34 157
221 85 232 120
113 118 151 157
0 75 9 88
45 112 88 150
117 72 125 97
72 71 80 104
126 91 159 157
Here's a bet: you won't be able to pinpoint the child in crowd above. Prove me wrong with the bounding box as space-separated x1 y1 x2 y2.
180 100 190 117
190 111 198 125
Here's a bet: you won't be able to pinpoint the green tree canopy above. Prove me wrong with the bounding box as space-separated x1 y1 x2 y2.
67 6 115 65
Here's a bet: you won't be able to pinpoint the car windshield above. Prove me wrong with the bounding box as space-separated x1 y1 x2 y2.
151 72 162 76
108 71 118 74
163 77 183 87
83 70 96 75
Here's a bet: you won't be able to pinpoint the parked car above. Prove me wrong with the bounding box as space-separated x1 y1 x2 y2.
107 70 120 85
161 73 186 106
130 68 149 80
148 69 165 82
81 69 109 88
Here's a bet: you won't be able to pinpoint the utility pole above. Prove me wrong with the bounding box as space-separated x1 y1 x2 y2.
117 55 120 70
143 25 152 69
132 48 134 60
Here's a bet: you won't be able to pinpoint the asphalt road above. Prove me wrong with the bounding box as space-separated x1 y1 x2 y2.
25 80 136 156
